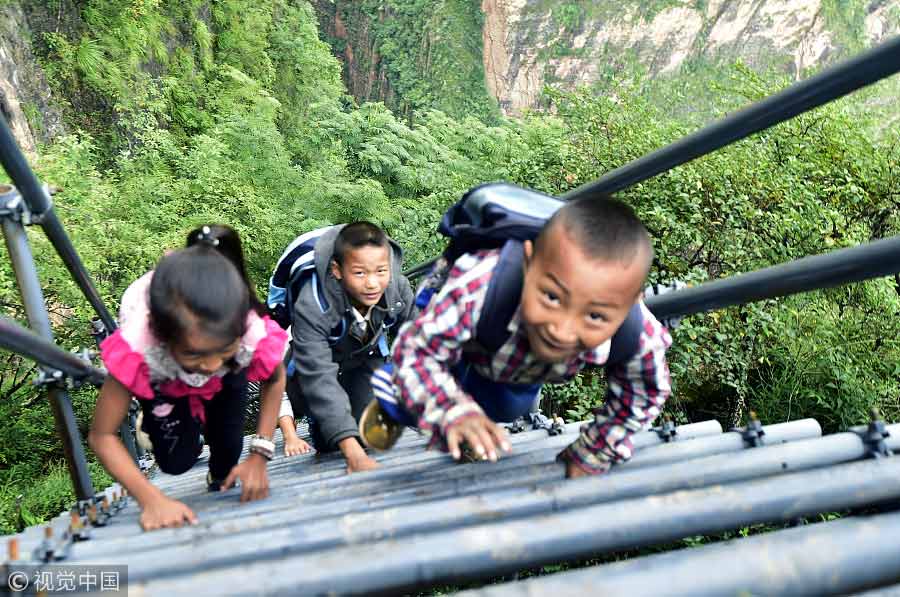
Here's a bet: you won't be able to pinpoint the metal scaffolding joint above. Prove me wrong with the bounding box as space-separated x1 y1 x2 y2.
31 349 98 390
654 417 678 443
0 184 49 225
857 410 893 459
527 412 565 436
31 368 65 387
735 413 765 448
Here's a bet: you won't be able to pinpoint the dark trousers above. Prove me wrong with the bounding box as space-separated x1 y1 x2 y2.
373 362 541 426
286 362 376 452
139 371 248 480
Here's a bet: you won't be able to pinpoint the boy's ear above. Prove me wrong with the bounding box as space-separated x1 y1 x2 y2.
523 240 534 265
330 259 342 280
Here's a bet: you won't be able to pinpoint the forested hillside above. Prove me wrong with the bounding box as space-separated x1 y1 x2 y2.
315 0 900 122
0 0 898 533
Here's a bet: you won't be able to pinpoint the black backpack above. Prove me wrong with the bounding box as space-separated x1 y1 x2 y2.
418 182 643 365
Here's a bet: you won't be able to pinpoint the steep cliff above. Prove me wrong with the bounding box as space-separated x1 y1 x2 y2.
314 0 900 118
313 0 499 122
483 0 900 114
0 3 64 154
313 1 397 110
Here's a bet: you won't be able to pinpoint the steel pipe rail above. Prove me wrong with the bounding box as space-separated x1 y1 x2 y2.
68 419 725 545
624 418 820 468
68 424 892 580
38 211 117 331
850 586 900 597
131 419 722 501
0 117 116 331
460 509 900 597
122 456 900 595
0 316 105 385
562 35 900 199
47 425 728 551
1 210 96 500
645 234 900 320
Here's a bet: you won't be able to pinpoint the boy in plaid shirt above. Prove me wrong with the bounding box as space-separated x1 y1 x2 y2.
363 196 672 477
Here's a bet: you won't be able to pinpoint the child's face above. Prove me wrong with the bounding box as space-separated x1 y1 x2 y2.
520 224 647 363
170 329 240 376
331 244 391 309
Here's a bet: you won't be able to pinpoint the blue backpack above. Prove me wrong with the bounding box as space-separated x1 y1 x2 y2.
420 182 644 366
267 226 335 330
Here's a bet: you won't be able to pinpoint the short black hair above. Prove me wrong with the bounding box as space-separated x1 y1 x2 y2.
333 221 390 265
534 195 652 267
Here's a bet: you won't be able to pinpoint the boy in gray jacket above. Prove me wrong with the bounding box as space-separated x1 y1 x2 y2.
286 222 415 473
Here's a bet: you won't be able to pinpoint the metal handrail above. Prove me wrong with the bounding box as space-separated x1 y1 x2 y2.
0 315 105 386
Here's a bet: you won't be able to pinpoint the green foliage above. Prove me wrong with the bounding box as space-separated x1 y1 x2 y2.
0 460 111 535
539 67 900 428
350 0 500 123
820 0 869 51
536 0 689 33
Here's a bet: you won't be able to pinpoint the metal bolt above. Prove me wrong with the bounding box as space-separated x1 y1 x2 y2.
44 526 52 539
101 497 110 513
70 511 82 531
8 538 19 561
87 505 97 524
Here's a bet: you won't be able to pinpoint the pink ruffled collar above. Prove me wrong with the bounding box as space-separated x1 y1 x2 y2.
101 270 288 422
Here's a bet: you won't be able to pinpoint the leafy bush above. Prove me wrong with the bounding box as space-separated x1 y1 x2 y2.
540 69 900 429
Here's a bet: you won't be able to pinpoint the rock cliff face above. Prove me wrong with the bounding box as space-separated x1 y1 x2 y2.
313 1 397 109
482 0 900 114
0 3 64 154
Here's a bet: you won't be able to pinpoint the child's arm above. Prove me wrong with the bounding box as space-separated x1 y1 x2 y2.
558 303 673 477
222 363 285 502
277 394 311 456
279 415 311 456
392 253 509 459
291 302 379 472
89 377 197 530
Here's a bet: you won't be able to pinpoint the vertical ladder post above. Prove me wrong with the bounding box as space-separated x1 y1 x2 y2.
0 185 94 500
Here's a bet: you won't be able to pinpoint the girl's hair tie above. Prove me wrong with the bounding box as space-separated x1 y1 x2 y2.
196 225 220 248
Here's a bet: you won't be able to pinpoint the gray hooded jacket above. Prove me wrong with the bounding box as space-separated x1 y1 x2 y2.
289 225 415 449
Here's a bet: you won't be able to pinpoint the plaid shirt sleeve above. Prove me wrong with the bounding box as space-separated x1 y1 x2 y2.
559 301 673 474
391 252 496 448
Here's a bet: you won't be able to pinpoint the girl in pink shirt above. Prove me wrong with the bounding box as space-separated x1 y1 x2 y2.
89 226 288 531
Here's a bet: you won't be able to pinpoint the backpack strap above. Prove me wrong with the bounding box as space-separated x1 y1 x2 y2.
268 228 331 328
606 303 644 367
307 271 330 313
476 240 525 352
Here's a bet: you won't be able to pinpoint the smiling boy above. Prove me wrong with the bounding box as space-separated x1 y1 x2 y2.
287 222 414 473
364 196 672 477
